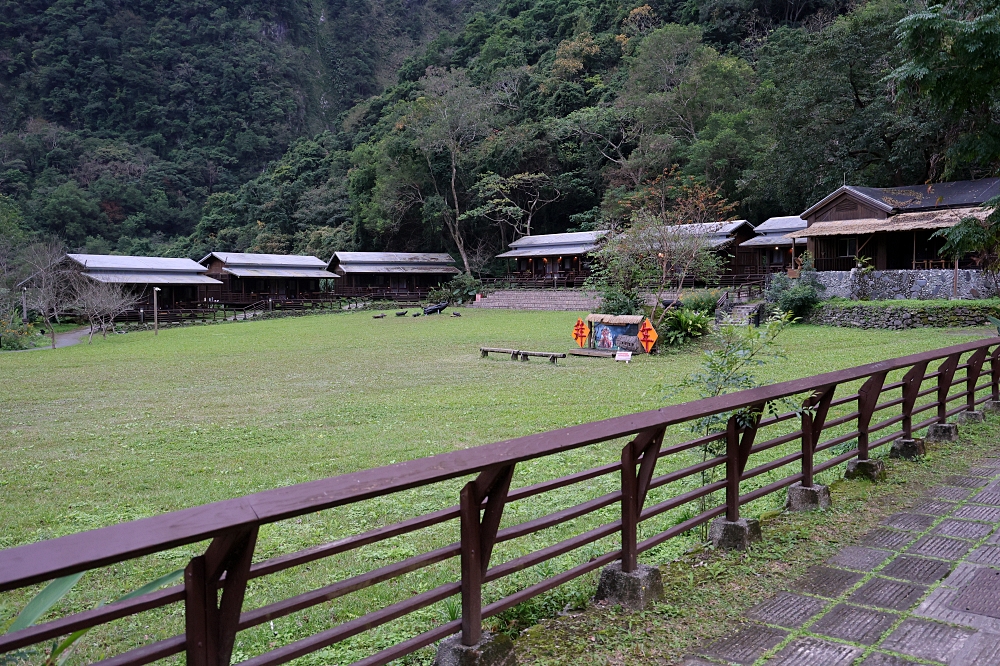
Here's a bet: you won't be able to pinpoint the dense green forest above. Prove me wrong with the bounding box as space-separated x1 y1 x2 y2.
1 0 996 270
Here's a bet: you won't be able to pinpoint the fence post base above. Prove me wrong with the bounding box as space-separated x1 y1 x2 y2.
957 410 984 424
927 423 959 442
890 438 925 460
845 459 886 482
983 400 1000 413
709 518 761 551
785 482 831 511
595 561 663 610
433 632 516 666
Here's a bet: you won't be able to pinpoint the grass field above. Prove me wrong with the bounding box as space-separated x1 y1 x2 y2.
0 309 993 663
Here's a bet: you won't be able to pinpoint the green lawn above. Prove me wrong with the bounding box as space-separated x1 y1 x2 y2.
0 310 992 664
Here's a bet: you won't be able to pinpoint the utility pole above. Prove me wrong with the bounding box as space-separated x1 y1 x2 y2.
153 287 160 335
21 287 27 323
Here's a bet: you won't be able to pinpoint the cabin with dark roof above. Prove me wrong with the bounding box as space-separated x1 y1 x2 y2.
672 221 757 277
67 254 221 308
496 231 606 286
327 252 460 300
790 179 999 270
738 216 807 274
199 253 338 304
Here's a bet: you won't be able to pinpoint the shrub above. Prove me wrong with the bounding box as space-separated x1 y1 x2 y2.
679 290 720 314
428 274 484 304
660 307 712 346
598 287 645 315
777 284 820 318
0 316 35 350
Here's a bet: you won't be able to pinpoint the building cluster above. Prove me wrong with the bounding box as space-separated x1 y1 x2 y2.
63 178 998 310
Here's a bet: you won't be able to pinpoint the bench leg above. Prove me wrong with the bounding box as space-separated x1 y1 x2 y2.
520 352 529 362
549 355 557 365
511 351 518 361
481 350 488 358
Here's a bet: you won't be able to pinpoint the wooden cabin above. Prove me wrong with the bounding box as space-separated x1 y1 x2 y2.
676 221 757 277
496 231 606 286
790 179 1000 270
737 216 807 274
66 254 221 308
327 252 461 299
199 253 337 304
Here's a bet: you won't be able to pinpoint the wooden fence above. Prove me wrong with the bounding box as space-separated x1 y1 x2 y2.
1 338 998 666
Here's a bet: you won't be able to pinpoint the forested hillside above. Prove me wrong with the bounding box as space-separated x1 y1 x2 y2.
1 0 996 269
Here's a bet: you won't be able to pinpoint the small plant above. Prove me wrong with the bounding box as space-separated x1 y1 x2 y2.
678 290 720 314
766 253 824 317
441 596 461 623
0 314 35 351
428 273 484 305
660 307 712 346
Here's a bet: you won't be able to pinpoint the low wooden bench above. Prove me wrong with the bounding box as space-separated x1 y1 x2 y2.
480 347 567 365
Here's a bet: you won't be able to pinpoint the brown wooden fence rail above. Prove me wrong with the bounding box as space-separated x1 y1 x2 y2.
2 338 999 666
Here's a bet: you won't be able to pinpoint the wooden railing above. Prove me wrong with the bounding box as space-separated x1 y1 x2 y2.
1 339 998 666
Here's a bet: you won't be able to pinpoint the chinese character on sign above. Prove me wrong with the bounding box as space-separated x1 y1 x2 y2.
572 318 590 348
637 318 658 353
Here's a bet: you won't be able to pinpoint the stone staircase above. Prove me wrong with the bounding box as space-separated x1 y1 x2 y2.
470 289 601 311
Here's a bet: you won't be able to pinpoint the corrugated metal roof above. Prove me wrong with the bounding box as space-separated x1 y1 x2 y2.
754 216 807 233
222 268 339 279
507 231 607 248
331 252 457 264
674 220 751 236
739 236 797 248
497 243 599 258
83 271 222 285
801 179 1000 218
68 254 207 272
200 252 328 268
788 207 989 238
335 264 461 275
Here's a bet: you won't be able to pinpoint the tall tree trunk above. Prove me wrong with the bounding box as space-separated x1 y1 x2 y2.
449 152 472 273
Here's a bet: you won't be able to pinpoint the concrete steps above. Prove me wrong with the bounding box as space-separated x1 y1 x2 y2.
470 289 601 311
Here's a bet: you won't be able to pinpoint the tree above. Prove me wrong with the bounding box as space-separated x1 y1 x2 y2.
409 67 492 273
464 172 564 239
72 278 141 342
20 241 72 349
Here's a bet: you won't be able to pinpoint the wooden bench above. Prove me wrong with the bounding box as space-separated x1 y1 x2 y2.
480 347 567 365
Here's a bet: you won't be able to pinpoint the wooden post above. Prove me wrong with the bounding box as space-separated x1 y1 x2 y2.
857 373 886 460
937 354 960 422
966 348 989 411
153 287 159 336
801 387 835 485
901 362 928 439
991 347 1000 402
725 417 740 522
459 465 514 646
185 527 257 666
619 429 663 573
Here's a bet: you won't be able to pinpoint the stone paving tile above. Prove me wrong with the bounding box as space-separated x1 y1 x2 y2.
933 486 976 501
967 544 1000 566
788 566 863 598
880 555 953 584
861 528 917 550
879 618 977 663
953 504 1000 522
810 603 897 644
848 577 927 611
943 562 998 588
858 654 923 666
745 592 828 628
826 546 892 572
910 499 958 516
906 534 974 560
945 475 992 488
700 624 787 665
932 519 995 540
967 466 1000 477
970 487 1000 505
913 586 1000 632
949 568 1000 619
953 632 1000 665
766 636 862 666
882 513 938 531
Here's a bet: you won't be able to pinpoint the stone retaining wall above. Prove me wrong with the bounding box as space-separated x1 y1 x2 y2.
815 268 996 300
809 302 1000 329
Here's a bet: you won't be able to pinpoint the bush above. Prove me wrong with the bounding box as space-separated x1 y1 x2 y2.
679 290 720 314
598 287 645 315
428 274 484 304
660 307 712 346
777 284 821 318
0 316 35 350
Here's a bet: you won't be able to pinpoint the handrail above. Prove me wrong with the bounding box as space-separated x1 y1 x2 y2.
1 337 998 666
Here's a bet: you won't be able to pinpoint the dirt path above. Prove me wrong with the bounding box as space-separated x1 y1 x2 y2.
14 327 90 352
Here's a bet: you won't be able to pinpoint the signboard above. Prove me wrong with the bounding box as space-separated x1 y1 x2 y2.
615 351 632 363
638 318 658 353
572 318 590 348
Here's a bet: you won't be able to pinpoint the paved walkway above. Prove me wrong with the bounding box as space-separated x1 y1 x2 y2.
13 327 89 352
686 456 1000 665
